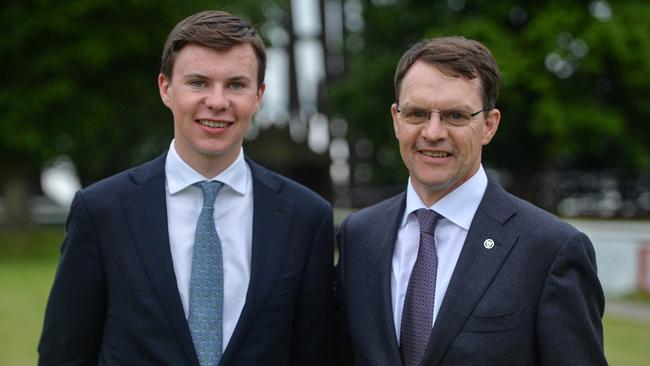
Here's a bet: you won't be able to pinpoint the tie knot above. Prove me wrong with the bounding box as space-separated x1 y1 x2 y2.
196 181 224 209
415 209 439 235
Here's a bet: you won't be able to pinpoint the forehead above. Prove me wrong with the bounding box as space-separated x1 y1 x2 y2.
399 61 482 107
172 43 258 79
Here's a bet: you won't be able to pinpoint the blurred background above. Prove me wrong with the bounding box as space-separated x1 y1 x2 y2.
1 0 649 364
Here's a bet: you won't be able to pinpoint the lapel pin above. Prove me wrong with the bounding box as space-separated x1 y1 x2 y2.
483 239 495 249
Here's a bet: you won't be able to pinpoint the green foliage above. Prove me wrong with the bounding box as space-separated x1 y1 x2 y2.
328 0 650 187
0 0 267 184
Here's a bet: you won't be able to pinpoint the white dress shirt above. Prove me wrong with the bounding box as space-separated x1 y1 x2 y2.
392 166 488 343
165 141 253 351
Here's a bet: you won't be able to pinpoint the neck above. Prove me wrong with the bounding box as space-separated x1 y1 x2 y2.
174 142 240 179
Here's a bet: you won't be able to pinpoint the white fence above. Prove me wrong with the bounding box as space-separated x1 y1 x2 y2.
570 219 650 297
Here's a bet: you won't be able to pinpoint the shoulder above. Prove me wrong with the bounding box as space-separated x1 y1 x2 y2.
483 179 583 241
343 192 405 230
77 153 166 201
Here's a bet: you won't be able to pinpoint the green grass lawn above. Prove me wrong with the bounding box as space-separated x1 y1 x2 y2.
0 227 62 366
0 260 57 365
604 316 650 365
1 228 649 365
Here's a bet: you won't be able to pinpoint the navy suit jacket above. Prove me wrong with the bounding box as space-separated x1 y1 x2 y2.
337 179 606 365
39 153 334 365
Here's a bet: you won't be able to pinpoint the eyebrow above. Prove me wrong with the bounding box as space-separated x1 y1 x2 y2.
400 103 475 111
180 73 253 83
181 73 208 80
228 75 253 83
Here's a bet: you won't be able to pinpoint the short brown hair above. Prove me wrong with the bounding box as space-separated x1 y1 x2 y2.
394 36 500 109
160 10 266 86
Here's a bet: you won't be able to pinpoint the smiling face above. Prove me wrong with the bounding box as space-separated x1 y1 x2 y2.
391 61 500 206
158 43 265 177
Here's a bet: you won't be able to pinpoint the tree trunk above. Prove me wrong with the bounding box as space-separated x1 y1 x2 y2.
1 164 34 230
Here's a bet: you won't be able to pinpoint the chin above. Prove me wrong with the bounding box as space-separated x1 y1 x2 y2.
417 173 458 188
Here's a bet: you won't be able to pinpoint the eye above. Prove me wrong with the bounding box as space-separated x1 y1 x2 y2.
400 108 427 119
188 79 207 88
410 110 429 118
229 81 246 90
442 110 471 123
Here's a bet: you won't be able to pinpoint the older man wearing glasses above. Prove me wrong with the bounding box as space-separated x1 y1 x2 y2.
336 36 606 366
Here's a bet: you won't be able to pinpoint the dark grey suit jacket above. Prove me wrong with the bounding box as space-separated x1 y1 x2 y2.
337 179 606 365
39 153 334 365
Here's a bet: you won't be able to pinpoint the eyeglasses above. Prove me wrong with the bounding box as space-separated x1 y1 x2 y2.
396 105 491 127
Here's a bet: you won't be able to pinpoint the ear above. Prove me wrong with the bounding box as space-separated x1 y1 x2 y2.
254 83 266 111
391 103 400 137
481 108 501 145
158 73 172 108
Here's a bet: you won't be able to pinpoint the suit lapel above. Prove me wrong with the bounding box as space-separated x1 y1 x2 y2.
366 193 406 365
220 160 294 364
421 180 519 365
120 154 199 366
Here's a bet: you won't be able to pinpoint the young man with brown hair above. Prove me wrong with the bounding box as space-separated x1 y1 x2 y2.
39 10 333 366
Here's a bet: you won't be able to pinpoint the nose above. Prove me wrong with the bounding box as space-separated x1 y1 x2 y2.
204 85 230 110
420 113 447 141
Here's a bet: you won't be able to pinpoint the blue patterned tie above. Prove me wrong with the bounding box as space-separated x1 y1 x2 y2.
400 209 441 366
189 181 224 366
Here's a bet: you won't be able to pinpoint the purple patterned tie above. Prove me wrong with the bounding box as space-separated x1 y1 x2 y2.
400 209 440 366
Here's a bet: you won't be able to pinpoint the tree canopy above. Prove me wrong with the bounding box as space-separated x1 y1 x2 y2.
1 0 649 221
1 0 266 185
327 0 650 195
0 0 270 227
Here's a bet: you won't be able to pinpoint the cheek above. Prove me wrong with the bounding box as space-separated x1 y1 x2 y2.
396 133 411 158
471 123 493 145
481 129 494 145
396 126 417 144
467 123 481 135
394 130 410 159
463 126 484 149
172 104 192 122
170 93 193 113
237 95 261 115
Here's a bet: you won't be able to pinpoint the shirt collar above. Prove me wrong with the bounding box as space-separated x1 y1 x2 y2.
165 140 248 196
401 165 488 230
